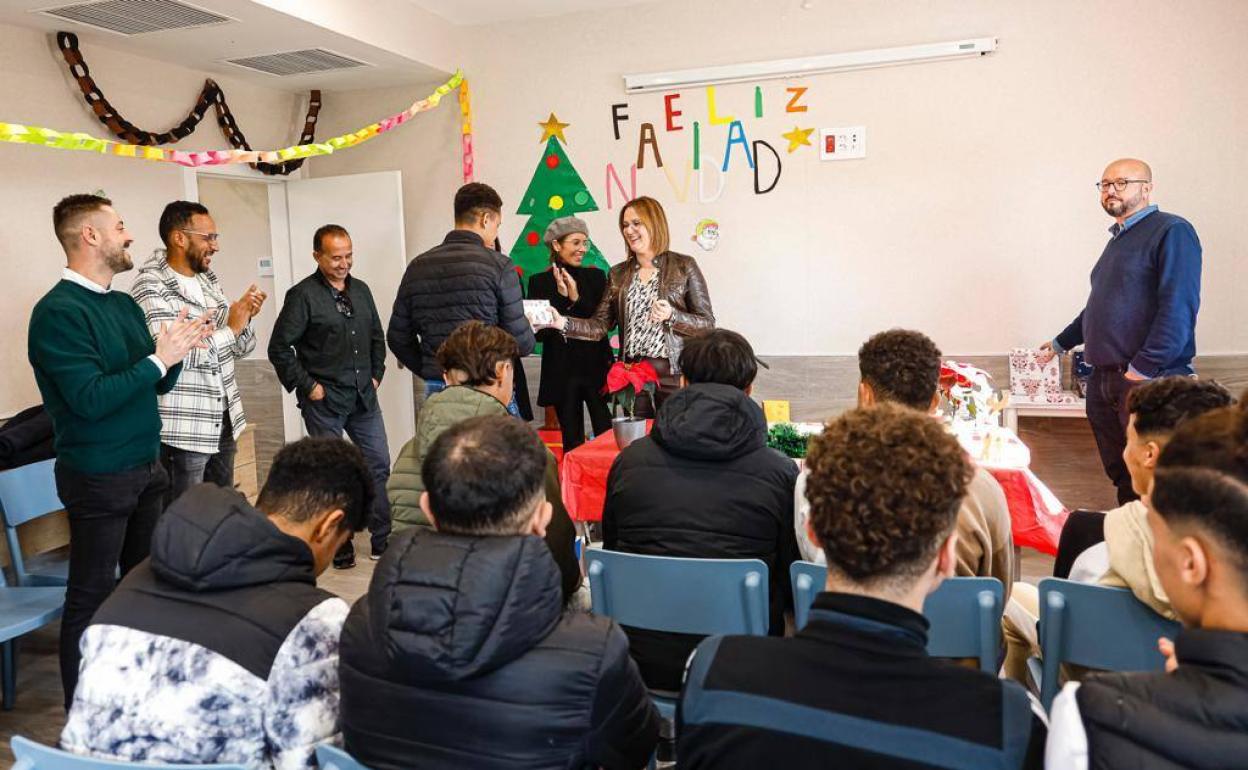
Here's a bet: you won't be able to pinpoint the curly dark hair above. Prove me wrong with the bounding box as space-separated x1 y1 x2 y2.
806 403 972 585
1128 376 1234 438
436 321 519 387
1152 401 1248 574
256 437 373 532
158 200 210 247
858 329 942 410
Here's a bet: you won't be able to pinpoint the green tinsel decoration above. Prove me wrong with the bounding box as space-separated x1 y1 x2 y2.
766 423 809 459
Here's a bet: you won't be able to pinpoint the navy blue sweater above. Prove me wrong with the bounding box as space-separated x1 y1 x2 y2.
1055 209 1201 377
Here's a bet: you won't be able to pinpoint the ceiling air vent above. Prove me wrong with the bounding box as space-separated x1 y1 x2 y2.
226 49 370 77
38 0 232 35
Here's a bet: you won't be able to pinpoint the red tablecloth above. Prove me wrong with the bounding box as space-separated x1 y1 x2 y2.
559 422 1068 555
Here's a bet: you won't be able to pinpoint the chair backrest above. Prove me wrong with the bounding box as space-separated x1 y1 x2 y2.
1037 577 1181 709
316 743 371 770
790 561 1004 672
10 736 248 769
0 460 63 585
587 550 769 636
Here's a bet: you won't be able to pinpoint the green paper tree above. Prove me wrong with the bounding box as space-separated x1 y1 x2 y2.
510 135 610 290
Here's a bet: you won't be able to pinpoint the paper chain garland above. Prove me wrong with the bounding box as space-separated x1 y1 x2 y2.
459 77 474 182
0 71 465 169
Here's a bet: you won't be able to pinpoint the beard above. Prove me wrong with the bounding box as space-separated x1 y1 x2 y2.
103 242 133 273
1102 192 1140 217
187 246 211 274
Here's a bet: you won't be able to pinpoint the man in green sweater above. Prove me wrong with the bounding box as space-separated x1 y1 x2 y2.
28 194 212 708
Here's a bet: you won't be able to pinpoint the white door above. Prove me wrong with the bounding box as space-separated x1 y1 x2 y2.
282 171 413 464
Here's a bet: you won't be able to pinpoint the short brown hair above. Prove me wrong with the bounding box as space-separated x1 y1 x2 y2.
858 329 942 410
52 193 112 250
806 404 972 586
619 196 670 258
436 321 518 387
313 224 350 253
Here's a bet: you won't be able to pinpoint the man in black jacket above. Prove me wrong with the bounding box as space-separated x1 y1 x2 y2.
603 329 799 691
1046 399 1248 769
61 438 371 767
387 183 535 399
678 405 1046 769
340 415 659 769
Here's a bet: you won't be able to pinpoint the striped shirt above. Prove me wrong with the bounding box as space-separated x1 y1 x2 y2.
130 254 254 454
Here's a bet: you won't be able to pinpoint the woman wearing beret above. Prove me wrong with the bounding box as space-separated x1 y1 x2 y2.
528 216 613 450
550 196 715 416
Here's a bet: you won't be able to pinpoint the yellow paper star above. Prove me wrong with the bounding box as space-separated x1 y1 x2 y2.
782 126 814 153
538 113 570 143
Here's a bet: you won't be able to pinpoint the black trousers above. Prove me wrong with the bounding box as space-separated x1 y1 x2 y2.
1053 510 1108 579
55 460 168 709
1085 366 1143 505
627 357 681 420
556 378 613 451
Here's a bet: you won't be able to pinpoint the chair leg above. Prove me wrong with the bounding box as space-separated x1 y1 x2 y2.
2 640 15 710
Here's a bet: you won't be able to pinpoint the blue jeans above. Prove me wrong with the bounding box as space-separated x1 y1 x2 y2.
425 379 520 416
301 398 392 552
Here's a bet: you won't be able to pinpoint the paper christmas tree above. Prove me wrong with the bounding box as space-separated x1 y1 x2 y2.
510 124 610 292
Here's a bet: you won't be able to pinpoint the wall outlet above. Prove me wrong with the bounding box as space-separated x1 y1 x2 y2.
819 126 867 160
257 256 274 277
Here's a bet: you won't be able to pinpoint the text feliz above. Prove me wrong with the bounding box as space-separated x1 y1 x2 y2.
603 84 818 207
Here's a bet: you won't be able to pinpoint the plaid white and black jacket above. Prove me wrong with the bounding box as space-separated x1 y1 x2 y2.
130 254 254 454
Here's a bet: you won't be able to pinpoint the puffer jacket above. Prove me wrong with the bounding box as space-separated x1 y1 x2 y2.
387 230 535 380
1074 628 1248 769
339 530 659 769
386 385 581 601
563 251 713 374
602 383 800 690
60 485 347 769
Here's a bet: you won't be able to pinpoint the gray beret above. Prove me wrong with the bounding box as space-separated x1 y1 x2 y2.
543 216 590 245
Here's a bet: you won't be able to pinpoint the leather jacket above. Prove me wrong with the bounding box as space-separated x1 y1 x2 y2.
564 251 715 374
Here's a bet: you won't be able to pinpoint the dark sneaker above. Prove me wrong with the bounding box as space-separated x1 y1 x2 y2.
333 549 356 570
370 542 386 561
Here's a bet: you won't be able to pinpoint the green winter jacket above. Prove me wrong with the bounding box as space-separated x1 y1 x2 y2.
387 385 582 601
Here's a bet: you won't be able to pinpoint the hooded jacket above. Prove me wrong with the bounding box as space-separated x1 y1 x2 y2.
60 485 348 769
339 529 659 769
602 382 800 690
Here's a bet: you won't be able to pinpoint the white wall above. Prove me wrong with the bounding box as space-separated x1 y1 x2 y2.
316 0 1247 358
0 22 299 414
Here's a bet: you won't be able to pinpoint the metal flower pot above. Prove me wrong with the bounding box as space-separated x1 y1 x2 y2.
612 417 647 450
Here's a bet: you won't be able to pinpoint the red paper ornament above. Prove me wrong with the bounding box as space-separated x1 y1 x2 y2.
545 154 560 169
526 230 540 246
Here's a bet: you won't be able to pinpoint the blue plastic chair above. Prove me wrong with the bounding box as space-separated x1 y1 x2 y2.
1036 577 1181 709
0 551 64 709
0 459 70 586
316 743 371 770
10 736 248 768
790 561 1004 673
587 550 769 719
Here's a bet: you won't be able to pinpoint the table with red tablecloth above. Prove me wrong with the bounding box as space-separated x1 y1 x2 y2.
559 422 1069 555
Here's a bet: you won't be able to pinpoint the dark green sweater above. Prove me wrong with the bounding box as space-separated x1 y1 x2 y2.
28 280 182 474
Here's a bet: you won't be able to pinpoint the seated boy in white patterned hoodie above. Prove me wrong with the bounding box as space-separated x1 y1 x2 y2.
62 437 371 769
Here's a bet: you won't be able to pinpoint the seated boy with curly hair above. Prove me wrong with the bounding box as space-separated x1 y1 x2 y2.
678 404 1047 769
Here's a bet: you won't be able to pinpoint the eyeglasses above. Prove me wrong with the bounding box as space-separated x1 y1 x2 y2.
333 289 354 318
1095 179 1149 193
181 229 220 244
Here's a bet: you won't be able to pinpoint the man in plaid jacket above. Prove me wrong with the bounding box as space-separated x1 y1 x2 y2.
131 201 265 505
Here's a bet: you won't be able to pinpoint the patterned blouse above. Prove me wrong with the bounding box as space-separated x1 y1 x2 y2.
624 270 668 359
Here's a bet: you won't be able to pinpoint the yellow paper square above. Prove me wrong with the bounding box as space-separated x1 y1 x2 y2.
763 400 791 423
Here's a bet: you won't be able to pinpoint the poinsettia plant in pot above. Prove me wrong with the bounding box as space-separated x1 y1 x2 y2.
603 361 660 448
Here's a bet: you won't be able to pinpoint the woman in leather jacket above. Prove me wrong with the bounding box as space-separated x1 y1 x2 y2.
551 196 715 417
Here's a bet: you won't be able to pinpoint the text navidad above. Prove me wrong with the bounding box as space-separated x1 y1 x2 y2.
603 84 815 207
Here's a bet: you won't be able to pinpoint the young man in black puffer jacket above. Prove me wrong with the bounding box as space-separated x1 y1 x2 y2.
386 182 535 388
1046 397 1248 770
602 328 800 691
339 415 659 769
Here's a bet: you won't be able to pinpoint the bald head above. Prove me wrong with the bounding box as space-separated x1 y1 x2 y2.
1099 158 1153 220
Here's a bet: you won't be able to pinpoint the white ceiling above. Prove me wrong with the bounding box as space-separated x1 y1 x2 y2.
403 0 661 26
0 0 449 91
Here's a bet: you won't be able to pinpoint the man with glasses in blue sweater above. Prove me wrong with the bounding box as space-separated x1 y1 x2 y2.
1040 158 1202 505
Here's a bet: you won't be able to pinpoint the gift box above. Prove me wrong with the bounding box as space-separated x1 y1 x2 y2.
1009 348 1064 403
1070 349 1093 399
523 299 553 328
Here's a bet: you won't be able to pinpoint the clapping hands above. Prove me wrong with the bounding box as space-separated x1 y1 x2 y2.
155 307 214 368
552 266 579 302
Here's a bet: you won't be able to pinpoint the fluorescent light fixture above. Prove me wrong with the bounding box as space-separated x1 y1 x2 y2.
623 37 997 93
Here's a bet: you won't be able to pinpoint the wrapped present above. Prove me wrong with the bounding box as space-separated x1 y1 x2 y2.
1070 349 1093 398
1009 348 1064 403
523 299 553 328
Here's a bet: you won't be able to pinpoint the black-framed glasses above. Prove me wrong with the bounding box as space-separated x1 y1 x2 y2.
1095 179 1149 192
180 229 220 243
333 289 354 318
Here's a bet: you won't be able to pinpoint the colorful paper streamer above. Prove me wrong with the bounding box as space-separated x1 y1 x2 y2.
1 71 465 169
459 77 474 183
